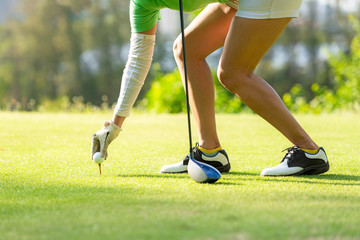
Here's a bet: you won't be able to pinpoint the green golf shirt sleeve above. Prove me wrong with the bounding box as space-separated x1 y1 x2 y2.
130 0 226 33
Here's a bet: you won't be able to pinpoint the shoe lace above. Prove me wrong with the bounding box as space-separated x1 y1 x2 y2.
281 146 300 163
191 142 200 155
182 143 200 164
182 143 199 163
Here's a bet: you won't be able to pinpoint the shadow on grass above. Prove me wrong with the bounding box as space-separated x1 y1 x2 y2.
225 171 258 177
216 181 243 186
117 173 188 179
117 171 360 186
297 174 360 185
116 173 244 185
301 174 360 180
222 171 360 186
260 173 360 186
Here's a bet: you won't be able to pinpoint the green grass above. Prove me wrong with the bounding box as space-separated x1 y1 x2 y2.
1 112 359 240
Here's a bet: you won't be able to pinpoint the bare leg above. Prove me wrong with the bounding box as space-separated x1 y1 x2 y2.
173 3 236 149
112 24 158 128
218 17 317 150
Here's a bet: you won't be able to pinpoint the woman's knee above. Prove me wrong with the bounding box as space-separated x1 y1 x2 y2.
173 36 184 62
173 34 209 62
217 66 251 92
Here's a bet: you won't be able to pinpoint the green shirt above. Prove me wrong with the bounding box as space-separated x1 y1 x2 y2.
132 0 225 12
130 0 225 32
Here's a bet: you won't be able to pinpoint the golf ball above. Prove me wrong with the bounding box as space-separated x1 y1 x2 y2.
93 152 104 164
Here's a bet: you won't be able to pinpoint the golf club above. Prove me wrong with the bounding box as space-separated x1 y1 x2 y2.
178 0 221 183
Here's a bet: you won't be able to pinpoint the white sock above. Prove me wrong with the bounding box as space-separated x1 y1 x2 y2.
114 33 156 117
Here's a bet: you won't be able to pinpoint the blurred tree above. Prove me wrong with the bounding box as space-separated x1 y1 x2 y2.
257 0 357 101
0 0 131 109
1 0 360 111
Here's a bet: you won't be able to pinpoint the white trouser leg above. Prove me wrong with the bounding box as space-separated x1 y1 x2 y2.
114 33 156 117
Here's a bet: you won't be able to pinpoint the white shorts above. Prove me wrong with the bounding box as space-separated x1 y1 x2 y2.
228 0 303 19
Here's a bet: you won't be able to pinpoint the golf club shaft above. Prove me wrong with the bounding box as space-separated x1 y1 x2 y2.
179 0 193 157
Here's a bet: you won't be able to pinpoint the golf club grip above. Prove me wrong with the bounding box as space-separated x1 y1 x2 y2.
179 0 193 156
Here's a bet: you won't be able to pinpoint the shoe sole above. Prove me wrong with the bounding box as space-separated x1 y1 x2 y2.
297 162 330 176
264 162 329 177
216 163 231 173
160 170 187 174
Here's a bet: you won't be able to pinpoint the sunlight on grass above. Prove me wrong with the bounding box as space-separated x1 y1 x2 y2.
0 112 359 240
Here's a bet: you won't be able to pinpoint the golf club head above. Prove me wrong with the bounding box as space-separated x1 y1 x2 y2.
188 157 221 183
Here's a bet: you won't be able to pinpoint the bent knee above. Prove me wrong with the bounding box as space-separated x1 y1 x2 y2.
173 36 184 62
217 68 236 92
217 66 253 92
173 35 209 62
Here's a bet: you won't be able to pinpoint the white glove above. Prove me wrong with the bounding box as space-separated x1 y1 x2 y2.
91 120 121 160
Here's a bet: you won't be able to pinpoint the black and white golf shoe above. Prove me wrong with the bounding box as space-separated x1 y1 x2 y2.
160 144 231 174
260 146 329 176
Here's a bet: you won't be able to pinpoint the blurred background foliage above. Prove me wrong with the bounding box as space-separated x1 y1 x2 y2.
0 0 359 113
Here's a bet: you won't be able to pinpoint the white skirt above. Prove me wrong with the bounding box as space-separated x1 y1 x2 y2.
232 0 303 19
